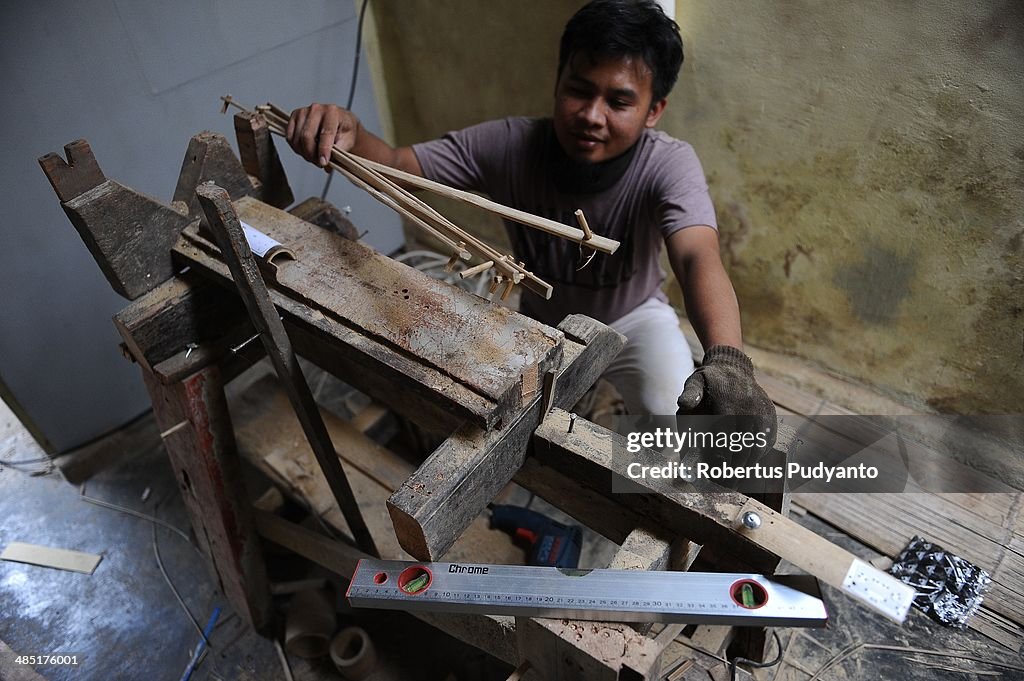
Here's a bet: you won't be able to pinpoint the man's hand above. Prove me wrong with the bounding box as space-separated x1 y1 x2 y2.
677 345 778 453
286 103 360 169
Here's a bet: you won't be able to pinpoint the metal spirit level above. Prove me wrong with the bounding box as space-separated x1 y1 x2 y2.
346 560 829 627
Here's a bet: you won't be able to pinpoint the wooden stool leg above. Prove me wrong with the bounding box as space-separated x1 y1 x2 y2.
142 364 272 633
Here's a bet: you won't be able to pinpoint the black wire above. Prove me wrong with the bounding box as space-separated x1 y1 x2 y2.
321 0 372 200
729 630 784 681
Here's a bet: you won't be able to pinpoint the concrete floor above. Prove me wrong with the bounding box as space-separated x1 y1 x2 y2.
2 394 1021 681
0 398 511 681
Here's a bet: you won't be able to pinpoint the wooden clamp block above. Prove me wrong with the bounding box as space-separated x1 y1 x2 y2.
234 112 293 209
38 139 195 300
38 139 105 202
386 315 627 561
173 131 258 221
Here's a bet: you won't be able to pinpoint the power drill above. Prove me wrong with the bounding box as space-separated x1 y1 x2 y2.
489 504 583 569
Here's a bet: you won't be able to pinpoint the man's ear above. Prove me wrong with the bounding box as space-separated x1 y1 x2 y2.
646 98 668 127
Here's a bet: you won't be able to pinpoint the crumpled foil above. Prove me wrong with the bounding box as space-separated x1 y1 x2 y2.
889 535 991 628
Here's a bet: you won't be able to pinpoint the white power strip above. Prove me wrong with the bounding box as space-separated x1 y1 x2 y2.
842 558 915 622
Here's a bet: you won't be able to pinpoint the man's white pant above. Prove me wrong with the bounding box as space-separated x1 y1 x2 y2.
602 297 694 416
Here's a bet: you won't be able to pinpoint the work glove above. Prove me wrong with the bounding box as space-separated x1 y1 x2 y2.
677 345 778 459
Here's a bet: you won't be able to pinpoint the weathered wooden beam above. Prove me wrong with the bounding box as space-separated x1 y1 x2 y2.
112 197 358 380
38 139 104 202
515 617 667 681
112 271 249 371
173 132 257 220
173 196 564 431
533 409 781 570
141 364 271 633
196 182 378 557
532 408 915 622
39 139 196 300
233 112 293 209
387 315 627 561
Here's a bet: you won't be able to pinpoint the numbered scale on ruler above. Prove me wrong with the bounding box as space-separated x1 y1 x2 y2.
347 559 829 627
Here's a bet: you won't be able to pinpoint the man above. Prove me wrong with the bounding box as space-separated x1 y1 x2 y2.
286 0 775 443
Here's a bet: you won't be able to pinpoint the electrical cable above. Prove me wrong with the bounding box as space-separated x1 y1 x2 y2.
152 501 208 644
729 630 784 681
79 487 200 553
321 0 372 201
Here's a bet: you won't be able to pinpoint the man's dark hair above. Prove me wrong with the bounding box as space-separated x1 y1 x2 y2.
558 0 684 104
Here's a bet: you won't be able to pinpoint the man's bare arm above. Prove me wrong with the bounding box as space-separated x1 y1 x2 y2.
665 225 742 351
286 103 423 177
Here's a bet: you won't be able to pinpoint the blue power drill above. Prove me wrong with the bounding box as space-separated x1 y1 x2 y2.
489 504 583 569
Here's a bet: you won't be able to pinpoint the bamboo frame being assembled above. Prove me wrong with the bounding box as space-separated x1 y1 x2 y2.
219 97 621 301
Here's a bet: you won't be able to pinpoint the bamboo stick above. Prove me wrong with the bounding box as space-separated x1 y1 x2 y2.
359 159 619 254
459 260 494 279
237 100 555 299
257 101 618 255
574 209 594 242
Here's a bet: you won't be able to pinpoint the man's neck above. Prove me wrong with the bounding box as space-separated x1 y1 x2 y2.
547 122 641 194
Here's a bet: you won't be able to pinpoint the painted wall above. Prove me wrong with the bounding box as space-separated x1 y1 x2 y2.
1 0 401 451
668 0 1024 414
366 1 1023 414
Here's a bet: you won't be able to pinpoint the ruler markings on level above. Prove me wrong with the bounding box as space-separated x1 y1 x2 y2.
347 560 829 627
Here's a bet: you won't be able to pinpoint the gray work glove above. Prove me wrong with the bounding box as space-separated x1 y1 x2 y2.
677 345 778 456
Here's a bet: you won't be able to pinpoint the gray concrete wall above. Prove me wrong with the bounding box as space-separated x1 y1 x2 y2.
1 0 401 451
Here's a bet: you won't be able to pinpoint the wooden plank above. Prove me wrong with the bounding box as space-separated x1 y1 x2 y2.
532 409 916 618
173 198 563 431
235 197 564 401
196 183 378 557
141 364 271 633
1 542 102 574
532 409 777 572
58 179 195 300
176 223 496 429
387 315 627 561
114 197 363 380
113 271 250 371
233 112 293 209
230 372 527 567
515 616 668 681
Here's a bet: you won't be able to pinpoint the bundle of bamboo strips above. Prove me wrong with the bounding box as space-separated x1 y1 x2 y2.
221 96 620 301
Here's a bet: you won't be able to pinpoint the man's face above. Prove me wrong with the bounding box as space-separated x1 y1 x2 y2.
553 53 667 164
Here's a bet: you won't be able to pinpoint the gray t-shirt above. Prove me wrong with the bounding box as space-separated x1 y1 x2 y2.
412 117 717 326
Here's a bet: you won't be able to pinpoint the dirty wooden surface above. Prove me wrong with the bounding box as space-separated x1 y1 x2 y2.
174 196 564 430
141 364 271 633
387 315 626 561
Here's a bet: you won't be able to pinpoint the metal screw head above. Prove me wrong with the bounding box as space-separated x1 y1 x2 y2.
741 511 762 530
